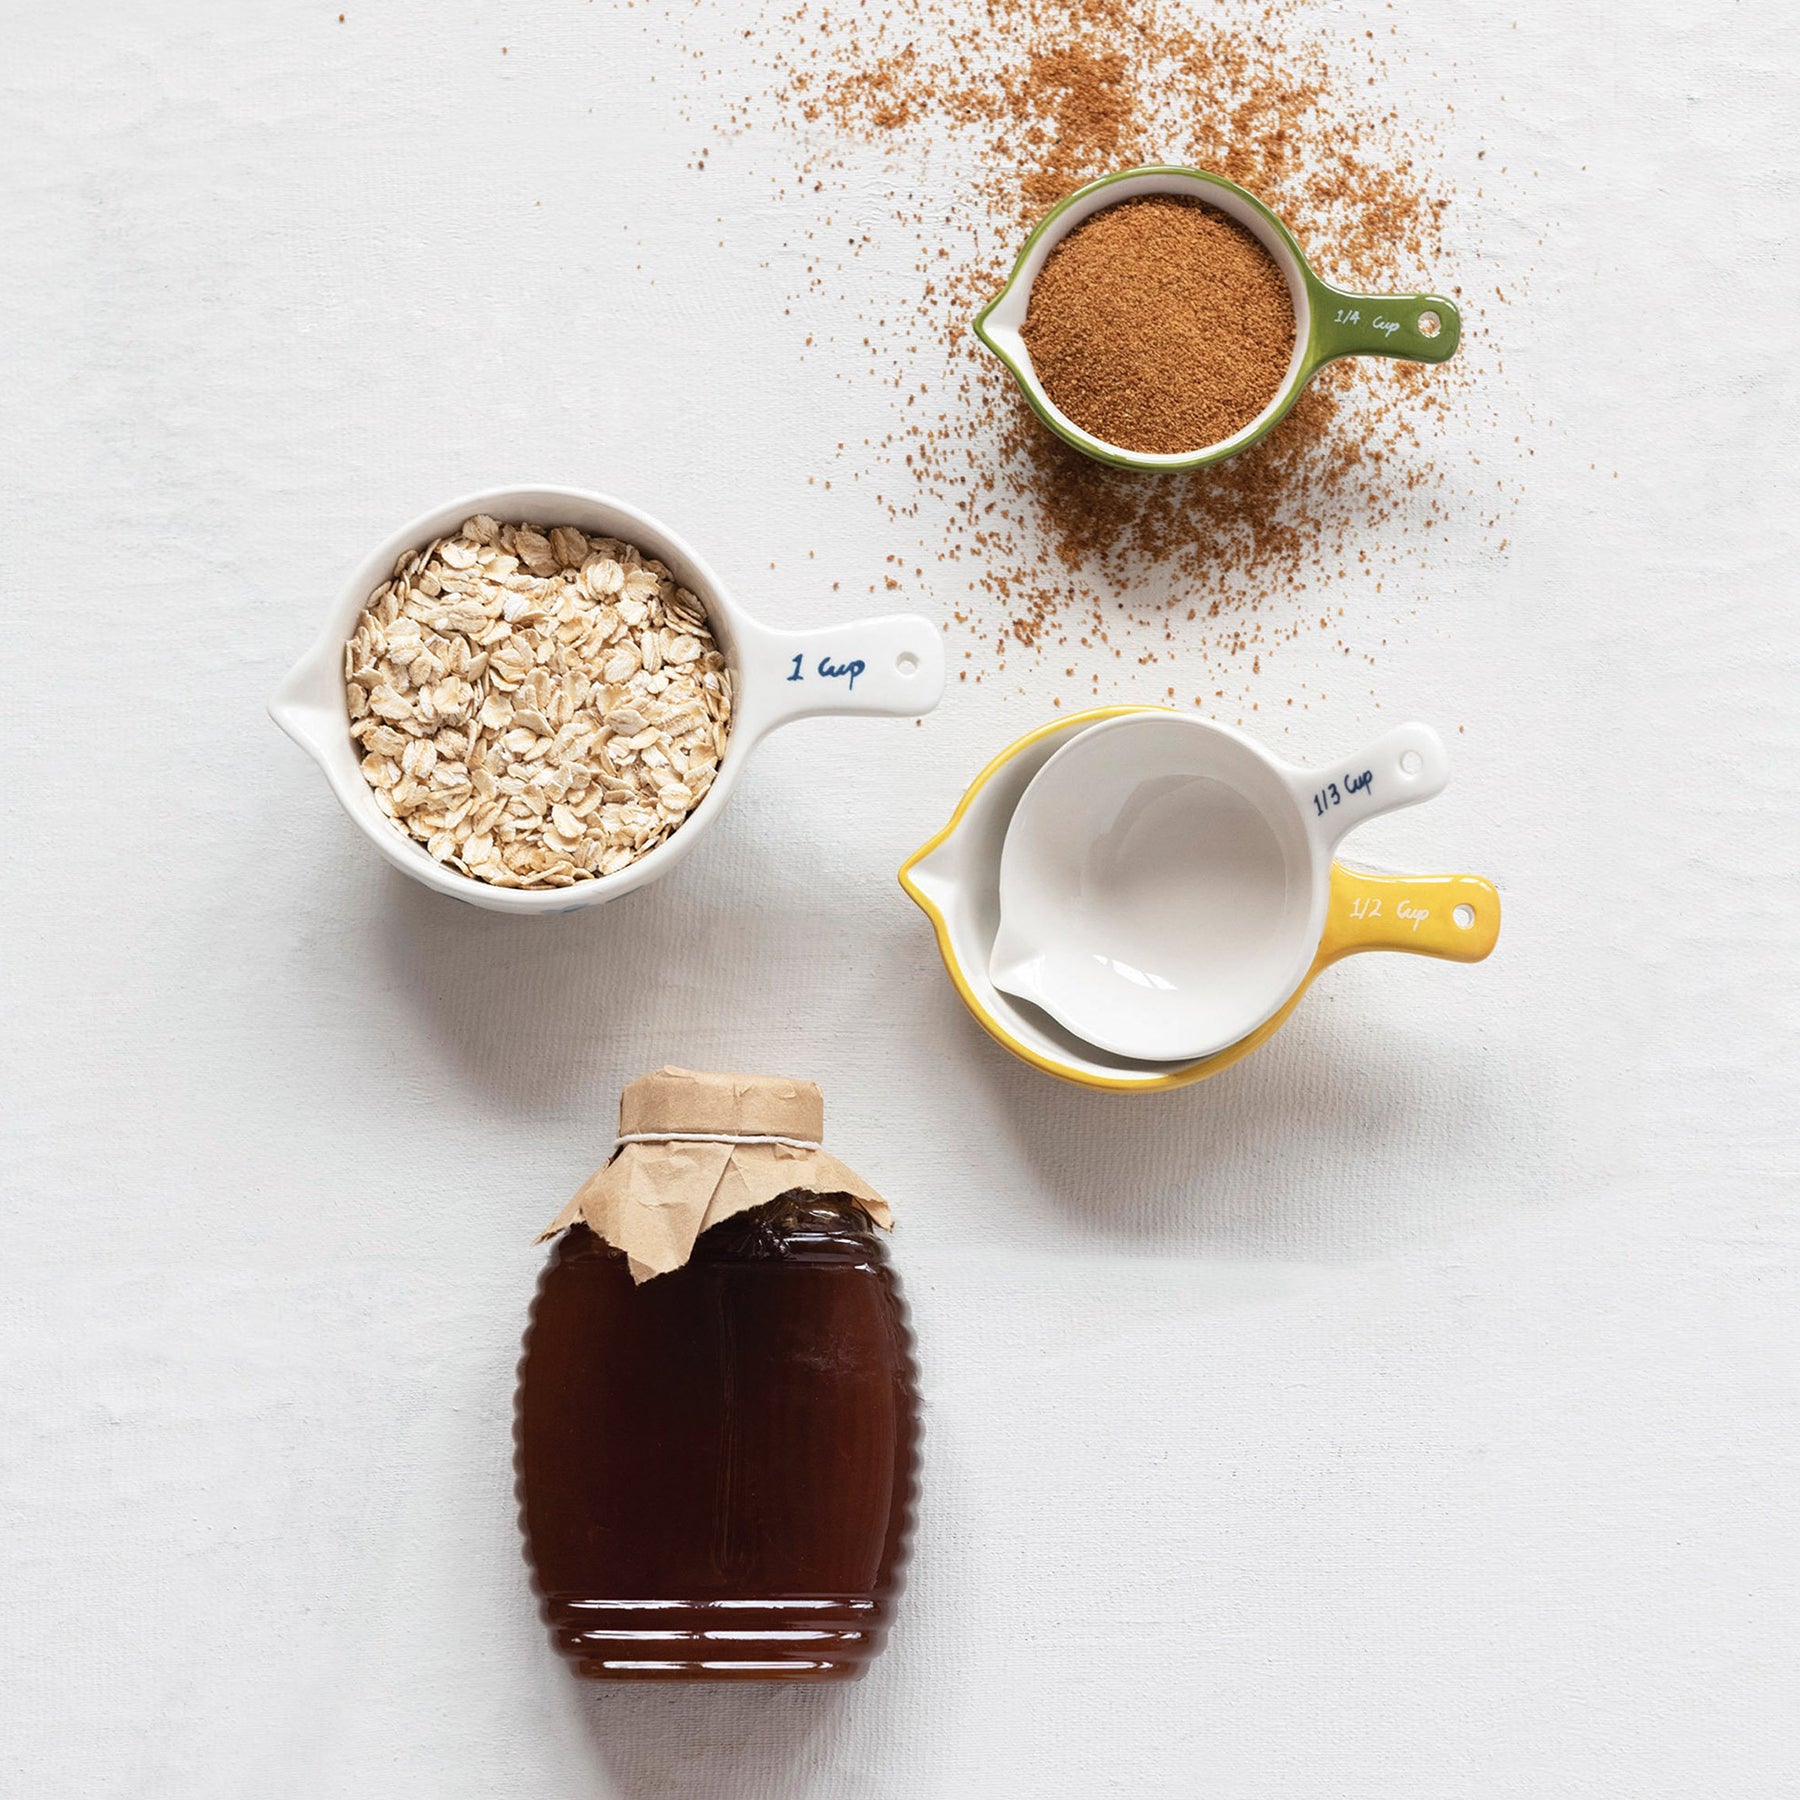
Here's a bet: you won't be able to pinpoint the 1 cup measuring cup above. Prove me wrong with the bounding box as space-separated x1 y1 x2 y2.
989 713 1494 1062
974 165 1462 472
269 485 945 913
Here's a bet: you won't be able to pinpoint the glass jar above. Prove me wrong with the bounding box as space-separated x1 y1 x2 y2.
516 1069 918 1681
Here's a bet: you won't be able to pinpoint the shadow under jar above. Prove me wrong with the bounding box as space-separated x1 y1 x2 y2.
518 1188 918 1682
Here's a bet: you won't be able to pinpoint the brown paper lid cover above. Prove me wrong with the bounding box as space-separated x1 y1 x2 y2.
540 1067 891 1281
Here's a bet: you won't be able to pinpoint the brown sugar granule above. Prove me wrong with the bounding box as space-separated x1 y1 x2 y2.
680 0 1519 709
1022 197 1296 455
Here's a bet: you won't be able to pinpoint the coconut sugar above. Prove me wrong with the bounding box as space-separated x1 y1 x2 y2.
696 0 1505 702
1022 197 1296 456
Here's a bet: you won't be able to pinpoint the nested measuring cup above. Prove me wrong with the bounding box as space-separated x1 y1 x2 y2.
974 165 1462 472
899 707 1499 1091
990 713 1489 1062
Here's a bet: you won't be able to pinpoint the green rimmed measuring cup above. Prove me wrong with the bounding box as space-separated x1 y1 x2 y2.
972 165 1461 472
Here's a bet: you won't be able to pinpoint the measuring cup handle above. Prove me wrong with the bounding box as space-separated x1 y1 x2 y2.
1321 867 1501 963
1290 722 1449 855
1309 280 1461 365
735 612 945 739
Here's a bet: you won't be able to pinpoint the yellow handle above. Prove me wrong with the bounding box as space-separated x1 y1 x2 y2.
1320 866 1501 965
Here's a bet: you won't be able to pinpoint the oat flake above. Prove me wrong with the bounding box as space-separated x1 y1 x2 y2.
344 520 733 889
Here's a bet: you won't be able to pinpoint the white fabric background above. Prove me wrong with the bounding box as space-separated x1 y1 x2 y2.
2 2 1795 1796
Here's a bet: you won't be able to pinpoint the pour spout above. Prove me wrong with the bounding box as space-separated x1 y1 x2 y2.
987 918 1048 1008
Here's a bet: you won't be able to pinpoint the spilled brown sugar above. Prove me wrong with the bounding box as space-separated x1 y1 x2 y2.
677 0 1520 709
1022 196 1296 456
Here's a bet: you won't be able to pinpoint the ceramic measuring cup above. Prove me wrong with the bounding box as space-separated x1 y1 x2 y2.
989 712 1481 1062
974 165 1461 472
270 485 945 913
899 708 1499 1092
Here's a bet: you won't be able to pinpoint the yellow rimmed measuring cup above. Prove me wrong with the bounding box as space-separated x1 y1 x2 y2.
973 166 1462 472
898 707 1499 1092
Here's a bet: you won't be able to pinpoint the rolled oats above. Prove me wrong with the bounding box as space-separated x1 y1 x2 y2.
345 519 732 889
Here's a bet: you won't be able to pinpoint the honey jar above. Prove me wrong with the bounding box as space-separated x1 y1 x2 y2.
516 1068 918 1681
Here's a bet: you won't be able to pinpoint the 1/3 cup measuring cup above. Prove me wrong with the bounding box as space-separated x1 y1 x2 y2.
269 485 945 913
974 165 1462 472
989 713 1489 1062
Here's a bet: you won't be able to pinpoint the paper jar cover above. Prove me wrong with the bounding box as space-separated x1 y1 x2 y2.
539 1066 892 1281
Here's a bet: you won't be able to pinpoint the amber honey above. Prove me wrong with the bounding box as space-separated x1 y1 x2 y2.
517 1192 918 1681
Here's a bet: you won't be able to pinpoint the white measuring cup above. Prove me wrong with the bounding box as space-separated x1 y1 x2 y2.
270 485 945 913
989 713 1453 1061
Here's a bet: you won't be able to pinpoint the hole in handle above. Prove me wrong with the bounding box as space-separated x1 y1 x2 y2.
1453 903 1475 930
896 651 920 675
1418 310 1441 338
1399 748 1424 776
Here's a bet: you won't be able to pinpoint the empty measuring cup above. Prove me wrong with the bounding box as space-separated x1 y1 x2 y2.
990 713 1476 1062
974 165 1461 472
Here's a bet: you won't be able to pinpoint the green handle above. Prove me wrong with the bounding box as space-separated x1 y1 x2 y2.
1309 283 1461 365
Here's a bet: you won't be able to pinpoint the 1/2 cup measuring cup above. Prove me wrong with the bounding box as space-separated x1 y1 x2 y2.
974 165 1462 472
990 713 1484 1062
269 485 945 913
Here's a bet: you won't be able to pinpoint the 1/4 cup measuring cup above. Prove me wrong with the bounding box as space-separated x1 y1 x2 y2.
989 713 1487 1062
974 165 1462 472
270 485 945 913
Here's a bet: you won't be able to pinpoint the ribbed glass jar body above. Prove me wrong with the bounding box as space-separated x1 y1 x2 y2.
517 1193 918 1681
